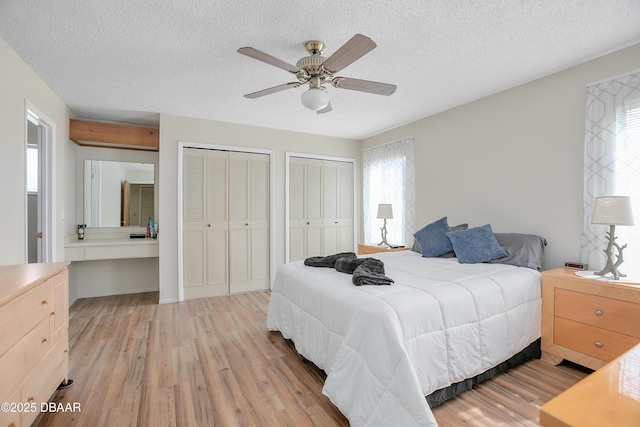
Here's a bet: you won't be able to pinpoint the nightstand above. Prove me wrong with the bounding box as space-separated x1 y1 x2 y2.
541 268 640 370
357 243 409 255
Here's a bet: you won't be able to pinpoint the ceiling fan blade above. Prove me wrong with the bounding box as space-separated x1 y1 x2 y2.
332 77 396 96
322 34 377 74
237 47 300 73
244 82 300 99
317 101 332 114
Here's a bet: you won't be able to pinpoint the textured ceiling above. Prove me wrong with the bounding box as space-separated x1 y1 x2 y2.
1 1 639 139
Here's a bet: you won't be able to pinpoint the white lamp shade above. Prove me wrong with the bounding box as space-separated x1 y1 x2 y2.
592 196 634 225
301 88 329 111
377 203 393 219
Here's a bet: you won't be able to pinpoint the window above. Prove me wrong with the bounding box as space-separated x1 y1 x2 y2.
26 145 38 193
362 138 415 246
581 72 640 273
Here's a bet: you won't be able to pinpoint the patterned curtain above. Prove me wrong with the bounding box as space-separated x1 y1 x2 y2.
362 137 415 245
581 71 640 271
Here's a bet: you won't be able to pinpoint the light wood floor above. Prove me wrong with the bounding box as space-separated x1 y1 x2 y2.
37 291 589 427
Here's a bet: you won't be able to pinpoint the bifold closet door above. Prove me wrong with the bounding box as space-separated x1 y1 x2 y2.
289 157 322 262
183 148 229 299
228 152 270 293
322 160 354 254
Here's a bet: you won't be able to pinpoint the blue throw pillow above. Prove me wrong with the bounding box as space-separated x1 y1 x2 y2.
446 224 508 264
413 216 453 257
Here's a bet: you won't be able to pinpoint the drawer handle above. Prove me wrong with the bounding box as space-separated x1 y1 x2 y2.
9 422 16 427
334 221 338 224
306 221 310 225
28 396 35 402
595 341 602 348
64 348 69 353
42 299 48 305
42 337 48 343
595 309 603 316
50 311 56 316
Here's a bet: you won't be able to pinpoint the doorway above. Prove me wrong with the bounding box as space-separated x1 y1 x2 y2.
25 104 54 263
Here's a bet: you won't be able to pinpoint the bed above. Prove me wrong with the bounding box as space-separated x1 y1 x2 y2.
267 222 545 427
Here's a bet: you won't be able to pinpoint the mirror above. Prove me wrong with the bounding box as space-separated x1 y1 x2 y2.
83 160 155 227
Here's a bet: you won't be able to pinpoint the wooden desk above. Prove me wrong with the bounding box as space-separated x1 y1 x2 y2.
539 343 640 426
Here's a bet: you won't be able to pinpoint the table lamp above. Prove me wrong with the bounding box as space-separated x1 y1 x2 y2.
377 203 393 246
591 195 634 280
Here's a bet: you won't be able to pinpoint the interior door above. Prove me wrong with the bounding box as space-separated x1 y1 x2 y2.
122 180 130 226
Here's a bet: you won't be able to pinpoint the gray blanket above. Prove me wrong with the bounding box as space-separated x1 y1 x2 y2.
304 252 357 267
305 253 394 286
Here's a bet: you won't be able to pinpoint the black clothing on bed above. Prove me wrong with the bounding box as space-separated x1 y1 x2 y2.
352 259 394 286
304 252 394 286
335 257 379 274
304 252 357 267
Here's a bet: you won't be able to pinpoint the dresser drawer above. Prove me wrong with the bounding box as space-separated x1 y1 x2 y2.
555 288 640 338
0 318 51 402
21 334 69 427
0 388 22 427
0 283 50 357
554 317 640 362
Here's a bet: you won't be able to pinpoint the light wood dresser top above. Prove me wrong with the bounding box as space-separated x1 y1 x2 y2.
539 342 640 426
0 262 70 305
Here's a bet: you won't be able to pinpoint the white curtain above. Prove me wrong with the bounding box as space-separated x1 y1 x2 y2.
363 137 415 245
581 71 640 272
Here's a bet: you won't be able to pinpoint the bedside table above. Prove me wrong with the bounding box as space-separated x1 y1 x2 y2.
357 243 409 255
541 268 640 370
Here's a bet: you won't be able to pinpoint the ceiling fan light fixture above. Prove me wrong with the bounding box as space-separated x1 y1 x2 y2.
301 87 329 111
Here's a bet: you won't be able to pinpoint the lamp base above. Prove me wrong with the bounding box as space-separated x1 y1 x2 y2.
594 224 627 280
379 220 389 246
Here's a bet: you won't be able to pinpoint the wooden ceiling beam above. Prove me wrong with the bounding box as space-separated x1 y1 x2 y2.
69 119 159 151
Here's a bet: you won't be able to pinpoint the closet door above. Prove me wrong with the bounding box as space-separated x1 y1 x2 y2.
289 157 322 262
183 148 228 299
228 152 270 293
322 160 354 254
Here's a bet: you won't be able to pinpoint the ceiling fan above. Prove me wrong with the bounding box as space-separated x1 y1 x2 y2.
237 34 397 114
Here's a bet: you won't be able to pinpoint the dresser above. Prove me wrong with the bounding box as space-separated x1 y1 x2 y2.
0 262 70 427
539 343 640 426
541 268 640 370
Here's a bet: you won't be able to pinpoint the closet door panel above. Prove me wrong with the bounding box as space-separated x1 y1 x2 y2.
306 160 322 221
206 228 228 296
183 229 206 299
250 228 269 280
229 228 250 286
307 225 322 256
289 160 306 262
205 151 229 296
183 149 207 299
229 152 269 293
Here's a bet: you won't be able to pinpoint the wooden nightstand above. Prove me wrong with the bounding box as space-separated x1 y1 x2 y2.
357 243 409 255
541 268 640 370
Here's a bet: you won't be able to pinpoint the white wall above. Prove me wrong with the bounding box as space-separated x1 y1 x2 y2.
158 114 360 303
0 36 75 265
362 43 640 269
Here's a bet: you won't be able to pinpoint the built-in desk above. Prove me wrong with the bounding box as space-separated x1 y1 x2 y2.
64 237 158 261
64 234 159 300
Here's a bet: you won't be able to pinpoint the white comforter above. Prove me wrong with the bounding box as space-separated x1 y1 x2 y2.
266 251 541 426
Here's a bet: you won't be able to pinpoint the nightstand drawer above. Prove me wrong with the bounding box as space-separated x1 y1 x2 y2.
555 288 640 338
554 317 639 362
